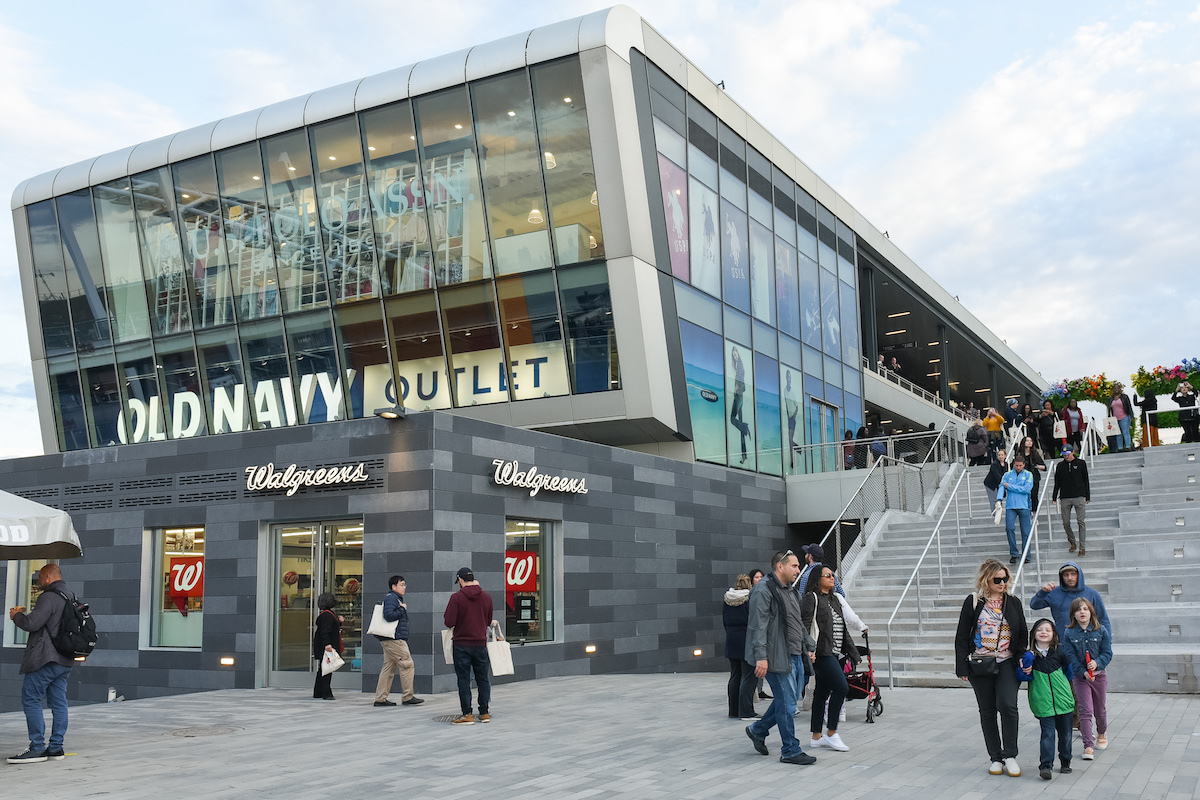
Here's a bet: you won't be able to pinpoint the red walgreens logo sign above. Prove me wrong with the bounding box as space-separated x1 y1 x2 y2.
168 556 205 615
504 550 537 609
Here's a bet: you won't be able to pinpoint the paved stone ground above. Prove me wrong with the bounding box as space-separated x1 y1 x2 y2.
1 674 1197 798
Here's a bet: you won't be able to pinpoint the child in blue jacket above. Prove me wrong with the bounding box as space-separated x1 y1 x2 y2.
1018 618 1075 780
1062 597 1113 760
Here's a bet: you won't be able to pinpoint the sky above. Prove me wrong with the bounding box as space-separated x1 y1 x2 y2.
1 0 1197 457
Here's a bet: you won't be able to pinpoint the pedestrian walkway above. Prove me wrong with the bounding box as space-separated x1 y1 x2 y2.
2 674 1197 798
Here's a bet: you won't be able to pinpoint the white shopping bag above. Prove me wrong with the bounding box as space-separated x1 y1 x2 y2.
441 628 455 665
487 623 514 676
1053 419 1067 439
321 649 345 676
367 603 398 638
1102 417 1120 437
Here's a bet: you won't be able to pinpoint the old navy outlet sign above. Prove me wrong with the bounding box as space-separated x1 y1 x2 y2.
115 341 569 445
491 459 589 497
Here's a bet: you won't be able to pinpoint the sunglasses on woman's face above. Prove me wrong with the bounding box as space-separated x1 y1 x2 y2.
992 576 1009 585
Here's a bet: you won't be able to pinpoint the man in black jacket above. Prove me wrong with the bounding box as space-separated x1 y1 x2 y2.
374 575 423 708
1052 445 1091 556
8 564 75 763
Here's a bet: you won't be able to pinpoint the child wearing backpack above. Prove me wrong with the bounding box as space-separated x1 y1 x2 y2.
1062 597 1112 760
1018 618 1075 780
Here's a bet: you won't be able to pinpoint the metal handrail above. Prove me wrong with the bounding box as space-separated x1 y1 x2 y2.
861 357 972 422
884 467 969 688
790 426 954 473
1009 464 1056 599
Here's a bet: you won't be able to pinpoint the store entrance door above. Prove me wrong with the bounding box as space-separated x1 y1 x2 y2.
269 520 363 690
805 399 841 473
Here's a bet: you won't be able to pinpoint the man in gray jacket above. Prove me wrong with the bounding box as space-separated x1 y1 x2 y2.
7 564 75 763
743 550 816 765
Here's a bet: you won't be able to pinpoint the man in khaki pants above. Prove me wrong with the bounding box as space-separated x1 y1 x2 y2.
374 575 422 707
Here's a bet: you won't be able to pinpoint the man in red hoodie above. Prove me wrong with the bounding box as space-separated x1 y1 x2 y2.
444 567 497 725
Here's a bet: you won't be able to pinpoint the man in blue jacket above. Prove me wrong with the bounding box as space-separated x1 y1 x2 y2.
1030 562 1111 635
374 575 423 707
998 456 1034 564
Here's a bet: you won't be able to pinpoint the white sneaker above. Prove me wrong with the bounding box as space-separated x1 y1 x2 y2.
988 761 1004 775
1004 757 1021 777
821 733 849 751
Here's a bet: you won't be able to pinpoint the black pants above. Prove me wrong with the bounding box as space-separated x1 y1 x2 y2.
969 455 990 466
1039 713 1073 769
1066 431 1082 452
728 659 757 718
968 660 1020 761
453 645 491 716
810 654 848 734
1183 416 1200 444
313 662 333 699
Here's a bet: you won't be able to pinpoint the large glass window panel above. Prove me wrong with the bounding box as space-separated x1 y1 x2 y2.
439 283 506 406
726 341 755 470
334 302 393 419
557 264 619 394
844 364 861 397
674 279 721 332
174 156 236 328
150 527 205 648
471 71 553 275
530 58 604 264
824 355 843 389
216 144 280 320
749 219 774 325
817 205 838 275
657 152 690 281
116 343 164 444
285 311 346 424
688 177 720 297
840 280 860 365
48 358 88 451
755 353 782 476
497 272 569 400
239 318 296 430
79 351 124 447
776 238 799 338
132 168 192 335
505 519 553 643
360 101 434 295
93 179 151 343
28 201 74 356
836 220 856 286
311 118 380 304
800 253 821 349
679 320 725 465
803 345 823 379
414 87 492 286
796 190 818 261
688 142 718 191
721 200 750 312
385 293 451 411
56 191 112 351
154 335 206 439
781 363 803 475
820 268 840 356
195 328 251 434
261 131 328 312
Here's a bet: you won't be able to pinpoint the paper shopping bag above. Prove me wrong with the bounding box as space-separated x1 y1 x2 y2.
321 649 345 675
487 624 515 676
1053 420 1067 439
441 628 455 665
367 603 398 638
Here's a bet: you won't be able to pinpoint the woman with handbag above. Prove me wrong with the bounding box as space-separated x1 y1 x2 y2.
312 592 344 700
1037 400 1060 459
955 559 1029 777
801 567 859 752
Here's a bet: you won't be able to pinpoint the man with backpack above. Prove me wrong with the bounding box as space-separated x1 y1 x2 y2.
7 564 77 763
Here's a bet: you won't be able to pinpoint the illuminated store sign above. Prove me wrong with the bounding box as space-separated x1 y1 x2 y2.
491 459 589 497
245 462 371 497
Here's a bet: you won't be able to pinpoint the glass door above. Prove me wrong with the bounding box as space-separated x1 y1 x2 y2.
269 520 363 689
804 399 840 473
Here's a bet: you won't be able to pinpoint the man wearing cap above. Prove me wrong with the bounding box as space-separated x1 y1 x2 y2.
1052 445 1090 556
444 567 497 725
998 456 1033 565
796 545 845 598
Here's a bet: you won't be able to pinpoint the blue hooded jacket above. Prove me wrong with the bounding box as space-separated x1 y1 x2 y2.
1030 561 1111 635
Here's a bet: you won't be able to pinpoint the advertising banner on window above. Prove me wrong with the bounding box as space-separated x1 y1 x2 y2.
168 555 204 615
688 178 720 297
657 154 690 281
679 321 725 465
721 201 750 312
726 341 755 469
505 549 538 611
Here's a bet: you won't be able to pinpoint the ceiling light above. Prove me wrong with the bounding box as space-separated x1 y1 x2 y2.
288 166 296 171
885 329 906 336
410 135 416 140
368 146 376 151
507 110 516 117
374 405 407 420
928 341 940 346
543 151 556 169
454 124 463 129
880 419 892 424
927 372 941 377
929 359 940 363
589 235 597 250
590 190 598 205
182 193 190 199
528 208 544 224
975 388 991 393
563 97 572 103
328 156 336 161
252 175 260 181
887 311 910 318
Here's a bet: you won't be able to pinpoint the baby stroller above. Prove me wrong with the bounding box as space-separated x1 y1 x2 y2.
844 631 884 723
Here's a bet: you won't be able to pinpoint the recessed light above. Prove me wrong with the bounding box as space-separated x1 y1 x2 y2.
693 649 703 657
929 359 940 363
885 329 906 336
563 97 572 103
454 124 463 129
219 657 235 666
410 135 416 140
328 156 336 161
288 166 296 171
928 341 940 346
181 193 190 199
507 111 516 117
368 146 376 151
975 388 991 393
927 372 941 377
887 311 910 318
252 175 260 180
585 644 597 653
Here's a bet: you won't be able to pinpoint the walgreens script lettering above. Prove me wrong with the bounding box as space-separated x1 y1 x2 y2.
491 459 588 497
244 463 370 497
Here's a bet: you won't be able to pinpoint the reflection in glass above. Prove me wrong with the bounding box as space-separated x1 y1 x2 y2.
154 335 206 439
726 341 755 469
721 200 749 312
173 156 235 328
93 179 151 343
557 264 619 393
413 87 492 286
215 144 280 320
48 358 88 451
385 293 451 411
286 311 346 424
131 168 193 335
749 219 774 325
239 319 295 429
333 302 393 419
781 364 802 475
688 177 720 296
530 58 604 264
840 281 859 365
775 238 799 338
679 320 725 465
195 329 250 434
755 353 782 476
56 191 112 351
261 131 328 312
116 343 163 443
439 283 506 406
800 253 821 349
796 192 818 261
360 101 434 294
821 269 840 356
471 71 553 275
80 352 123 447
657 153 689 280
497 272 569 400
310 117 380 303
28 201 74 356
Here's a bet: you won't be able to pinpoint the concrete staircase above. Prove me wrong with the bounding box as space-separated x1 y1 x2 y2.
845 447 1198 692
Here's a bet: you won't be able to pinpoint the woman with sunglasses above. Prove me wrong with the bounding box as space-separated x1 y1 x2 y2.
800 566 859 752
954 559 1029 778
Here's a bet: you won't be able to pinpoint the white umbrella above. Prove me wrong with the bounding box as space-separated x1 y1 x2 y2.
0 489 83 559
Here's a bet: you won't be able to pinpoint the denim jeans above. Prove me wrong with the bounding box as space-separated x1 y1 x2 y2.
1039 712 1073 769
22 662 71 751
749 654 805 758
1117 417 1131 450
452 645 491 716
1005 508 1031 559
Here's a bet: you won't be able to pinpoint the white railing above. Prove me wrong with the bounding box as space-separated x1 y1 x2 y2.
862 357 972 422
790 425 962 475
1008 468 1057 601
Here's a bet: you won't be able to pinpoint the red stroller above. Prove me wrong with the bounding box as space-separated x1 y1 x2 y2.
844 631 884 723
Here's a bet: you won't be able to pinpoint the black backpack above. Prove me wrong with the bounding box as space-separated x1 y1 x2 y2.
50 589 98 661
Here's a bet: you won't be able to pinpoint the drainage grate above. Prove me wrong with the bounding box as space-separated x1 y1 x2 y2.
431 714 463 724
165 726 243 738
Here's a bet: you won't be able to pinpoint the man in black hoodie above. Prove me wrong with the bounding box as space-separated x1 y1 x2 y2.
444 567 497 725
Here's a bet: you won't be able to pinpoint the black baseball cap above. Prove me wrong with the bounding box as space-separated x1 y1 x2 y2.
802 544 824 562
454 567 474 585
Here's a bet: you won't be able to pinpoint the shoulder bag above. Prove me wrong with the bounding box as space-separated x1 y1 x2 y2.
367 602 398 638
966 598 1002 676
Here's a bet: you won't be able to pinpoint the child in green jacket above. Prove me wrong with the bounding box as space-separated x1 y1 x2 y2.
1018 619 1075 780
